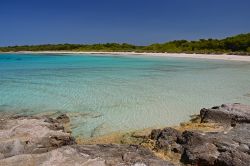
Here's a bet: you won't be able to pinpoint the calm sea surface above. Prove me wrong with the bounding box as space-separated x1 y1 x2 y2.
1 53 250 137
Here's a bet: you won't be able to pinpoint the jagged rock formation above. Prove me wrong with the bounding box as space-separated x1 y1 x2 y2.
150 103 250 166
1 103 250 166
0 114 75 159
200 103 250 124
0 144 174 166
0 114 173 166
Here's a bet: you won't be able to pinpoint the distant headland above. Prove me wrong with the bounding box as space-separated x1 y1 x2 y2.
1 33 250 56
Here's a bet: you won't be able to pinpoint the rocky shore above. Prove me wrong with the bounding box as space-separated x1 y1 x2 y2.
149 103 250 165
0 111 172 166
0 103 250 166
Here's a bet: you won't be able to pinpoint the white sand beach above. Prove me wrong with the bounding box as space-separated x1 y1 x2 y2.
5 51 250 62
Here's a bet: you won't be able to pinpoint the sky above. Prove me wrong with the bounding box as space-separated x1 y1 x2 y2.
0 0 250 46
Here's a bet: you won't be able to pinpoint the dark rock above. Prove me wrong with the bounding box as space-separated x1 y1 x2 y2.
181 131 220 165
56 114 70 124
237 144 249 153
170 142 182 153
44 117 57 123
215 149 250 166
150 127 183 153
180 124 250 165
160 128 182 143
200 103 250 125
150 129 162 140
49 135 75 147
151 104 250 166
44 117 65 131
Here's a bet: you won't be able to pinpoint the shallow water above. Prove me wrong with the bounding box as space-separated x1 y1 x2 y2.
0 53 250 137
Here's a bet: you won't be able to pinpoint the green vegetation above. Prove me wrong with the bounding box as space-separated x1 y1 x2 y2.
1 33 250 55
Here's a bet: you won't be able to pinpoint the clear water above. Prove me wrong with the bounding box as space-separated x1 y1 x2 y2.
1 53 250 137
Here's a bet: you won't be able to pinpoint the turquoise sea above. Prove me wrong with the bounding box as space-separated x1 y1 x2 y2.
0 53 250 137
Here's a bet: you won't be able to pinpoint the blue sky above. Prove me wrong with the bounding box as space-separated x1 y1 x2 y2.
0 0 250 46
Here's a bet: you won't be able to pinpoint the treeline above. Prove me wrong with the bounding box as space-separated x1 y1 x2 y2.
0 43 141 52
1 33 250 55
144 33 250 55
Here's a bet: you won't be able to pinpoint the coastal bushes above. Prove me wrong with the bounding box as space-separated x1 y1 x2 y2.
1 33 250 55
142 33 250 54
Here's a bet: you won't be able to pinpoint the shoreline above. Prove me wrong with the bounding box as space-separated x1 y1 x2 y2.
1 51 250 62
1 103 250 165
